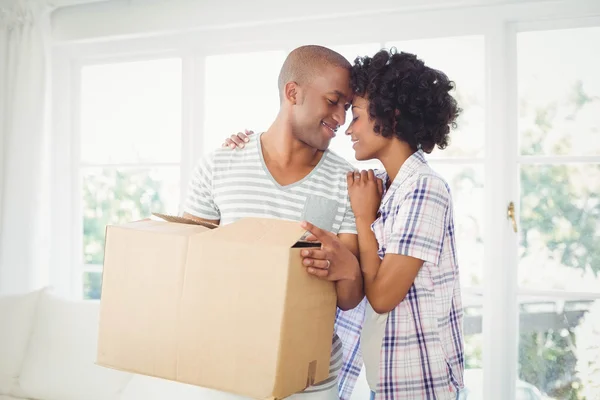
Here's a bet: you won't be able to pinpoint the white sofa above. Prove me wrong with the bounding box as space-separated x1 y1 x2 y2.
0 288 371 400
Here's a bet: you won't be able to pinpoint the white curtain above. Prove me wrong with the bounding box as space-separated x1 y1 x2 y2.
0 0 51 295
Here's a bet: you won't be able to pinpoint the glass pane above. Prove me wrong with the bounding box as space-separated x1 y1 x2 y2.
203 51 286 152
462 368 484 400
326 43 384 168
80 58 182 164
519 164 600 292
463 300 483 398
434 163 484 288
518 27 600 156
83 272 102 300
385 36 485 158
518 297 600 400
82 167 180 265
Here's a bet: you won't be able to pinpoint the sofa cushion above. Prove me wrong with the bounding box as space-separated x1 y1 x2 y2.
120 374 255 400
17 291 132 400
0 289 43 395
120 374 340 400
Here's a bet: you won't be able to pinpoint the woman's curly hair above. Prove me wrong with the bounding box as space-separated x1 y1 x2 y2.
351 48 461 153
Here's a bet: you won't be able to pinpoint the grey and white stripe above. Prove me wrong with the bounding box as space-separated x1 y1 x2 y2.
184 133 358 393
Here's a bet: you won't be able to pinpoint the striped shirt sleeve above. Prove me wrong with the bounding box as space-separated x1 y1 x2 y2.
339 193 358 235
386 175 449 264
183 154 220 220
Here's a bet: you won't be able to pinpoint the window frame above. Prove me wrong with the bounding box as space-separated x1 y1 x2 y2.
509 15 600 400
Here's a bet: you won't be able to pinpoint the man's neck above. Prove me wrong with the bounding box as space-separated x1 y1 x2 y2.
261 117 324 168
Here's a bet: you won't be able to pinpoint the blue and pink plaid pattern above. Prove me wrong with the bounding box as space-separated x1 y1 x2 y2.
335 150 464 400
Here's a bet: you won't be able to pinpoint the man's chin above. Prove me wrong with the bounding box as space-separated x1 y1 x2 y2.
304 136 330 152
317 141 331 152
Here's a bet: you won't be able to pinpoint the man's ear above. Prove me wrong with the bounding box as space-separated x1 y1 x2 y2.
284 81 301 105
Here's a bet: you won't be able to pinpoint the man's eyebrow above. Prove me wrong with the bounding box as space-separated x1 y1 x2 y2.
329 90 348 99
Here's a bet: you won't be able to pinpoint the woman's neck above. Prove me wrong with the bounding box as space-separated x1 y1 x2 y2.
378 140 416 186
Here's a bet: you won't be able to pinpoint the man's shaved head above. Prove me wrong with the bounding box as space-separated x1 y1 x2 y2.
276 45 353 151
278 45 351 101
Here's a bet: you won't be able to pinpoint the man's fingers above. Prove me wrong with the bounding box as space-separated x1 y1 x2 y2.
306 267 329 279
301 221 324 239
303 233 318 242
300 221 333 244
301 248 327 260
303 258 330 270
377 177 384 196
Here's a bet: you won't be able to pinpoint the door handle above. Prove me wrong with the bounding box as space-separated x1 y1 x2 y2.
507 201 518 233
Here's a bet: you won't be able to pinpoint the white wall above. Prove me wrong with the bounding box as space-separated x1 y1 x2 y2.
51 0 558 43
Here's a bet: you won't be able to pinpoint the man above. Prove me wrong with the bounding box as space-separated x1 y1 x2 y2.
182 45 363 399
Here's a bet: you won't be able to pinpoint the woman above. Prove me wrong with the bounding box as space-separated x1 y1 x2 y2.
224 48 464 400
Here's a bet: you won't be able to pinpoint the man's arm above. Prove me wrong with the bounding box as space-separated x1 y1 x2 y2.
300 222 364 311
332 185 364 311
335 233 364 310
181 155 221 225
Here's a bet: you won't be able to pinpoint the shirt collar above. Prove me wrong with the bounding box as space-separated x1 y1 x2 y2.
379 149 427 208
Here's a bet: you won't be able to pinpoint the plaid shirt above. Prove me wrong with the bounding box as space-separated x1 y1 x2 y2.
335 150 464 400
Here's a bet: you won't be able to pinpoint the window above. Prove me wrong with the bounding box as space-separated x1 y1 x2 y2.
78 58 183 299
203 51 286 152
516 26 600 400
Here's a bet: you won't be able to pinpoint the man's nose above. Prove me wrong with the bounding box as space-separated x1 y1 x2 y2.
333 106 347 127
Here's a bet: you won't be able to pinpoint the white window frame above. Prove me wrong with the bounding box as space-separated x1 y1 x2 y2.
51 50 200 297
49 2 600 399
508 13 600 398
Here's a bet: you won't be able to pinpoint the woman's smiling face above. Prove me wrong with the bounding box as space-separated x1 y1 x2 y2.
345 96 391 161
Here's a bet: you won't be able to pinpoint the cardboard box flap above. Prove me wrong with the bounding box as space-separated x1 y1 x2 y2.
151 213 218 230
112 219 210 236
206 217 314 248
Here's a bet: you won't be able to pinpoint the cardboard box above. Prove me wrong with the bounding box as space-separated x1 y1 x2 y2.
97 216 337 400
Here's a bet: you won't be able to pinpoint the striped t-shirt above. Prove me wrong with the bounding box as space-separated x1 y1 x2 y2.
183 132 358 395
